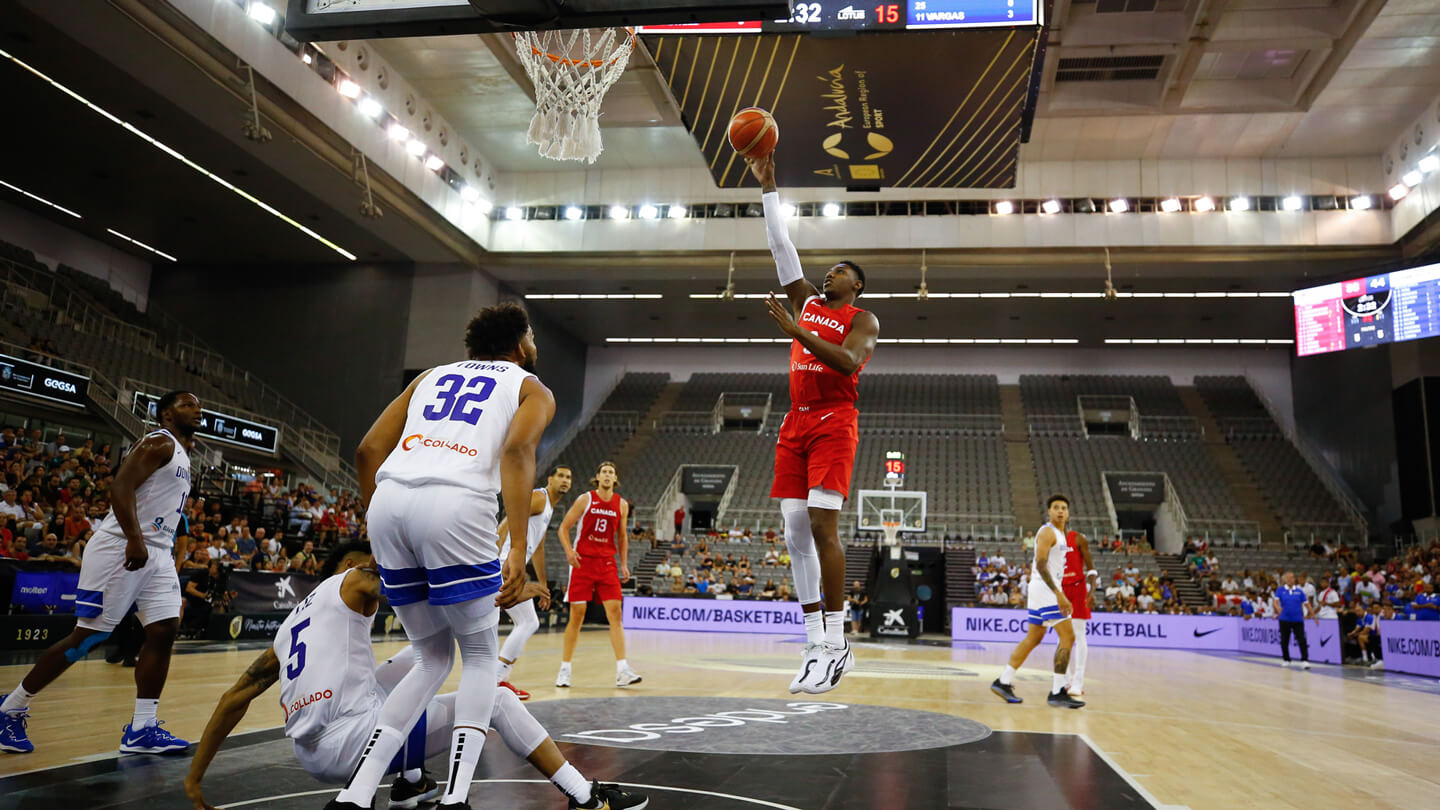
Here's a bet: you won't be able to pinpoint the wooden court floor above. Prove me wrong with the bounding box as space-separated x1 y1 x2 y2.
0 627 1435 809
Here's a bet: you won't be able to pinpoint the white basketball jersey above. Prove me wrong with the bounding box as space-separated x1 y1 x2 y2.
499 487 553 563
92 429 191 548
1030 523 1070 589
376 360 535 496
274 569 381 746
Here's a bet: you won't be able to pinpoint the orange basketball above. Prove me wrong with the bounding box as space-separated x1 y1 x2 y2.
728 107 778 159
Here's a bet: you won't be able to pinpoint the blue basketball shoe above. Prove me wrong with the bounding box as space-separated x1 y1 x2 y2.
0 697 33 754
119 720 190 754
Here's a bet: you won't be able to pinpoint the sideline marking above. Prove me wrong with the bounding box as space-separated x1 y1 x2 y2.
220 779 807 809
1076 733 1189 810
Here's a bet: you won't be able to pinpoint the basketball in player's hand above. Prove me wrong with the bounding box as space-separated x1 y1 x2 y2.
729 107 778 159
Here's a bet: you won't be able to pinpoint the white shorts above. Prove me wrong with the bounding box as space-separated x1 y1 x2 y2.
1026 580 1066 628
75 533 180 631
369 479 502 608
294 695 453 784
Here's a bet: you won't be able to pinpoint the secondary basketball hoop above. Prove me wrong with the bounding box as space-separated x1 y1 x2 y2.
512 27 635 163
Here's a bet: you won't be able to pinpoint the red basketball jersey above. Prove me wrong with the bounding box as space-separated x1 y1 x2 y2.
1062 530 1085 586
577 490 621 558
789 296 868 409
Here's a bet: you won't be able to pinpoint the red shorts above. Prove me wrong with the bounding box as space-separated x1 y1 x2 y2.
770 405 859 500
1062 580 1091 620
567 559 622 603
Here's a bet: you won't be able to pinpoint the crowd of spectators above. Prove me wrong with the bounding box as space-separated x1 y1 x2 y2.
0 427 114 569
652 533 788 599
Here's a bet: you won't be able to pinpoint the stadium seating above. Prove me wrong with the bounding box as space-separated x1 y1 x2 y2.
1031 437 1245 523
596 372 670 413
1020 374 1188 417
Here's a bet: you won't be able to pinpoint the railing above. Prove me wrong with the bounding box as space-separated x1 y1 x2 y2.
711 464 742 524
1284 521 1364 549
1139 415 1204 441
1187 519 1262 547
1098 471 1120 536
655 411 719 433
1077 394 1138 438
1027 413 1085 437
1244 372 1369 537
588 410 640 431
1162 472 1188 539
649 466 686 536
1217 416 1284 441
715 392 772 432
858 412 1004 436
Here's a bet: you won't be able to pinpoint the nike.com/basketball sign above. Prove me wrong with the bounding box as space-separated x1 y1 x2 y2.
951 607 1240 650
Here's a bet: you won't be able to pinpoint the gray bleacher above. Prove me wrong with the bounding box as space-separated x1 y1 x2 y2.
860 373 1001 414
645 539 792 595
1194 375 1282 438
597 372 670 412
673 373 789 411
1031 437 1245 522
852 436 1011 517
1021 374 1187 416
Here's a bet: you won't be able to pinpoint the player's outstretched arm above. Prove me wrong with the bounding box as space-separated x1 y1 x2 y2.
110 433 177 571
356 371 430 509
748 153 819 314
498 377 556 609
558 494 588 570
185 648 281 810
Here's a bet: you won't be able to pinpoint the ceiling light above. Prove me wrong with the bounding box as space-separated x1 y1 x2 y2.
637 204 658 220
424 155 445 172
1229 196 1251 212
1193 197 1215 213
780 202 797 218
1350 195 1372 210
337 79 362 99
1418 154 1439 174
106 228 177 262
301 52 313 65
505 206 524 221
667 205 687 219
821 202 842 217
1281 196 1303 211
608 205 630 220
563 206 584 221
405 138 427 157
993 201 1014 215
0 178 82 219
357 97 383 118
460 185 479 202
387 122 409 141
1159 198 1182 213
0 46 355 260
474 199 493 214
1041 199 1061 215
1403 170 1423 187
1389 183 1409 201
247 2 277 25
1107 198 1128 214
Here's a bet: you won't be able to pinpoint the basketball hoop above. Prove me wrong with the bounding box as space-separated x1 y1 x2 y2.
512 27 635 163
881 521 902 548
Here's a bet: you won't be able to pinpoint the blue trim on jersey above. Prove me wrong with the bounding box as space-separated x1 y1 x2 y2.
1027 605 1064 626
387 709 428 775
427 560 502 585
75 588 104 618
426 561 503 605
378 566 429 606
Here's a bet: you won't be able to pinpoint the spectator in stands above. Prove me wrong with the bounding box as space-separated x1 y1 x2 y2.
847 580 868 634
0 489 23 522
695 573 710 595
1222 574 1240 594
0 530 29 561
776 583 792 601
711 576 727 596
669 535 686 555
737 575 754 596
1354 573 1380 602
727 525 743 540
1316 576 1342 619
991 549 1007 568
761 579 777 599
673 506 685 539
764 527 777 545
1412 582 1439 620
778 548 790 567
763 546 780 566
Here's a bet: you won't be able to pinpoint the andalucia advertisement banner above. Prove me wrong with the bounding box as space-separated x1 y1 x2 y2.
641 28 1039 189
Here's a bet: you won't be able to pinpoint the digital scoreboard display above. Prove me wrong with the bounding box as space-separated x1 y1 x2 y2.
1293 261 1440 357
637 0 1040 33
884 450 906 485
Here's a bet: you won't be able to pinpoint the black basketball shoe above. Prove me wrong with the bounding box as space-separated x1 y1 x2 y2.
322 800 373 810
990 678 1023 704
388 771 441 809
1047 689 1085 709
570 780 650 809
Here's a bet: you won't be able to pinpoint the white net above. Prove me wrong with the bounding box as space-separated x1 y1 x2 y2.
512 27 635 163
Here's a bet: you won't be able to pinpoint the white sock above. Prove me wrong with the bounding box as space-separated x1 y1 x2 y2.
132 698 159 729
1 684 36 714
1052 674 1068 694
402 767 423 783
558 661 572 673
824 611 846 646
497 659 514 683
551 762 592 804
336 726 405 805
1000 665 1016 686
439 727 485 805
616 658 629 673
803 611 825 645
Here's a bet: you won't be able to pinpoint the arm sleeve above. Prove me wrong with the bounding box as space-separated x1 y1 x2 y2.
762 191 805 287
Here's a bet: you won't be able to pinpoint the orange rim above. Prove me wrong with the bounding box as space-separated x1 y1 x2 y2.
513 27 635 68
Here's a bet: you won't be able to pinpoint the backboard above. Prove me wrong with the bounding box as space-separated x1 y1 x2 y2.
857 489 926 533
283 0 792 41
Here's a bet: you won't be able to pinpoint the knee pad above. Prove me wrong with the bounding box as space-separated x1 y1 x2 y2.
807 488 844 511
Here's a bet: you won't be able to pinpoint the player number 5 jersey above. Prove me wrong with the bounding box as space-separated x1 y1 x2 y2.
274 569 381 746
90 428 190 548
376 360 536 496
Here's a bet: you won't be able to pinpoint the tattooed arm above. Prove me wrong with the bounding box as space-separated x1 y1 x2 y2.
185 648 281 809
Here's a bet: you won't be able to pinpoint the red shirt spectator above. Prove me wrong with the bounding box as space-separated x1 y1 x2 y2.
64 510 91 541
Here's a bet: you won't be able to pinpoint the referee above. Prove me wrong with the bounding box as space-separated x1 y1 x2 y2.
1273 572 1316 669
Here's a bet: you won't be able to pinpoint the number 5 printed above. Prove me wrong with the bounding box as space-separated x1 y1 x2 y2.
286 617 311 678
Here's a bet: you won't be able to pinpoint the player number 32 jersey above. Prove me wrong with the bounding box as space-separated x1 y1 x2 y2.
376 360 536 497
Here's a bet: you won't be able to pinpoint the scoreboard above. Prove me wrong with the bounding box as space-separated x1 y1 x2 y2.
1294 261 1440 357
637 0 1041 33
884 450 906 487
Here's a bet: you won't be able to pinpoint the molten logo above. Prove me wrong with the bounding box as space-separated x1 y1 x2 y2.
402 434 423 451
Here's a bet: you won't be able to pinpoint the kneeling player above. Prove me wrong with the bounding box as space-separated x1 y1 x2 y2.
184 543 646 810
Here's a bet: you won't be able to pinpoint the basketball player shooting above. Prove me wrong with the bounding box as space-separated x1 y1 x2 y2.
1 391 202 756
184 542 646 810
747 152 879 694
494 464 573 699
555 462 641 688
990 495 1086 709
330 302 555 810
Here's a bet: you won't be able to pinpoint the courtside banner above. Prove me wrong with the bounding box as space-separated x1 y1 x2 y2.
1234 617 1342 665
622 596 804 635
1379 620 1440 678
950 607 1239 650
